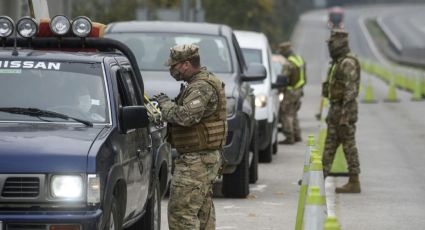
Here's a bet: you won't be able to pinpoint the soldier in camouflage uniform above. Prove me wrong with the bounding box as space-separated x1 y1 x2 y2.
322 29 361 193
278 42 306 145
154 44 227 229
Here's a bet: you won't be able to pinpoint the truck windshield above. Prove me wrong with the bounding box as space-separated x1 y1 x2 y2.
0 61 109 124
106 32 232 73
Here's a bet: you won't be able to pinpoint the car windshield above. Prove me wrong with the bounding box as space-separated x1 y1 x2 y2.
106 32 232 73
0 61 109 124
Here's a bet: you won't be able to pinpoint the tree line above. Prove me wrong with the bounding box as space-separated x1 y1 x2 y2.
72 0 314 49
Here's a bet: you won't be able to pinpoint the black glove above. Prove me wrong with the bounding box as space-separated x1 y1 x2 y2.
153 93 171 105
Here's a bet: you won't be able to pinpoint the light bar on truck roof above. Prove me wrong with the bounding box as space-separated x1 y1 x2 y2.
72 16 92 38
17 16 38 38
0 16 14 38
50 15 71 36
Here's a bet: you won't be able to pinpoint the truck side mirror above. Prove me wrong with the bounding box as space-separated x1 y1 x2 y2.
272 74 289 89
120 106 150 131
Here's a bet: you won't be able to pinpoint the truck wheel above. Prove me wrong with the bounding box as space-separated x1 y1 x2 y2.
259 139 273 163
222 127 250 198
273 140 278 155
142 179 161 230
249 128 259 184
105 196 122 230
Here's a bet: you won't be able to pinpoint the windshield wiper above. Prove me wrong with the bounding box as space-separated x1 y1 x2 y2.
0 107 93 127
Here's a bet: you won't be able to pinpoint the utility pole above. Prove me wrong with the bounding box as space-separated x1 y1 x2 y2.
28 0 50 21
194 0 204 22
180 0 189 21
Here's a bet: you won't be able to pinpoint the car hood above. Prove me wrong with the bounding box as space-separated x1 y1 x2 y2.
0 123 104 173
142 70 237 98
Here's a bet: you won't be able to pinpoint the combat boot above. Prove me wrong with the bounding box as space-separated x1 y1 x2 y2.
335 175 361 193
279 138 295 145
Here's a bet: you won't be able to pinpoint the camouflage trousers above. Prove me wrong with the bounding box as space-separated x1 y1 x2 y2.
168 150 221 230
322 121 361 176
280 88 303 141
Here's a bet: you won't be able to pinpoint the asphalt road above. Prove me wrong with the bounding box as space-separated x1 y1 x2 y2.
160 5 425 230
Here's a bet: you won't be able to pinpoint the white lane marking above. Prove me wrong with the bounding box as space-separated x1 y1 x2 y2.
358 15 388 64
325 177 337 217
261 201 285 206
250 184 267 192
377 16 403 51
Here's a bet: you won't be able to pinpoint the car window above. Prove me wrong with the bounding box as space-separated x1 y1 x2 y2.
0 61 109 123
241 48 263 65
106 32 232 73
117 69 138 106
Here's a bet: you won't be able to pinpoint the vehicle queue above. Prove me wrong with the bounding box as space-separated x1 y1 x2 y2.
0 13 306 230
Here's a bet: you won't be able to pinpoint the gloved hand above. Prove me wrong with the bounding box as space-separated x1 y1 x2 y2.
153 93 171 107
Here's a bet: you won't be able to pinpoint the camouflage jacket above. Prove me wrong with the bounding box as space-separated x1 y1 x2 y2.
160 68 219 126
325 53 360 109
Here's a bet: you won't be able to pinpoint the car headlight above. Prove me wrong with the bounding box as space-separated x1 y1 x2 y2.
51 175 83 199
279 92 284 102
255 95 267 108
226 97 236 117
87 174 100 205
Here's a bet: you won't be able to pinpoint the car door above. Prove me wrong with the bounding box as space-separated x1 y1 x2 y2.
116 66 151 219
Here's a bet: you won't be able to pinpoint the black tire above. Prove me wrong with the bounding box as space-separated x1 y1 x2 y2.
222 142 250 198
104 196 122 230
249 128 259 184
259 139 273 163
142 179 161 230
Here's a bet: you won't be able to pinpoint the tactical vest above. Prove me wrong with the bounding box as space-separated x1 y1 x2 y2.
170 72 227 153
327 53 360 101
287 55 306 90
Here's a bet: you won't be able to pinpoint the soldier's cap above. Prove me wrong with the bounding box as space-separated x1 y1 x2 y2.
278 41 292 53
327 29 348 42
165 44 199 67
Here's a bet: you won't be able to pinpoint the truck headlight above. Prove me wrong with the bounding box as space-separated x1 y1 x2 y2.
226 97 236 117
255 95 267 108
87 174 100 205
51 175 83 199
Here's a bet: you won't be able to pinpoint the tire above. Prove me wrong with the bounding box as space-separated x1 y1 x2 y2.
222 137 250 198
142 179 161 230
104 196 122 230
272 123 278 155
259 139 273 163
249 128 259 184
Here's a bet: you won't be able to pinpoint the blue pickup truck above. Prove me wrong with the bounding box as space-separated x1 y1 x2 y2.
0 15 171 230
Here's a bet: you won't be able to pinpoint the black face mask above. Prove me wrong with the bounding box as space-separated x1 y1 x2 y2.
169 67 183 81
328 40 349 60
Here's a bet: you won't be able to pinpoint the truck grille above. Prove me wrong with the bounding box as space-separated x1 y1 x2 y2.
6 224 47 230
1 177 40 198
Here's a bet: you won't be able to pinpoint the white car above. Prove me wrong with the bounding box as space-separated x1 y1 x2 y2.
235 30 281 163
